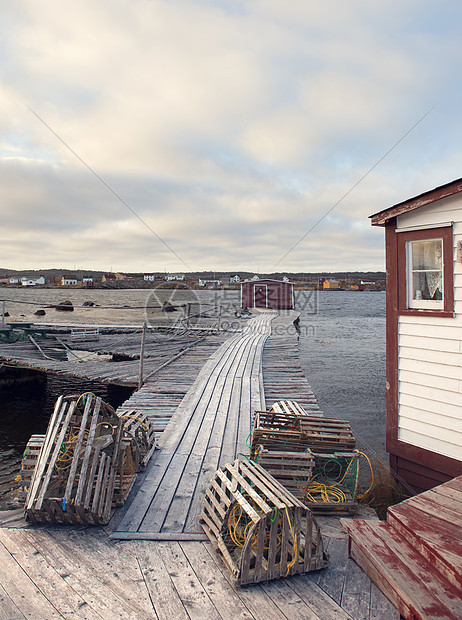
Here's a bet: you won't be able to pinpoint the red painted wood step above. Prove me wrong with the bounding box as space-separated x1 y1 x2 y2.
341 518 462 620
387 500 462 592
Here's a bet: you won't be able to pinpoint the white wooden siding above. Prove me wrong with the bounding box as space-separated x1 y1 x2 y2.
396 195 462 461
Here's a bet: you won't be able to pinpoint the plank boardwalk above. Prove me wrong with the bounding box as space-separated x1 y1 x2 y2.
262 313 324 414
112 311 275 538
0 310 400 619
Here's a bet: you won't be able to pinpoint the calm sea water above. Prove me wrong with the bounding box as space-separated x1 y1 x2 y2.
0 288 386 500
298 290 386 463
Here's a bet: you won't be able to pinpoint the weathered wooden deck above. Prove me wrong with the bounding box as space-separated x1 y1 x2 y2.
0 510 398 620
111 311 275 538
0 310 400 619
0 326 229 387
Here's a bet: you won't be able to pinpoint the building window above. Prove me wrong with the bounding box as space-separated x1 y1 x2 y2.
407 238 443 308
398 225 453 316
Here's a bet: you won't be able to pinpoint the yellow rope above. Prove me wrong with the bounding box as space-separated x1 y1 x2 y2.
119 413 149 430
284 507 298 576
355 451 374 499
305 450 375 504
226 496 298 577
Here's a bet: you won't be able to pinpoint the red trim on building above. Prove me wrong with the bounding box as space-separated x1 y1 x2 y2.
397 225 454 316
385 220 399 457
370 177 462 226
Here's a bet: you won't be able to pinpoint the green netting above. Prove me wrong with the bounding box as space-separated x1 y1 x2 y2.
310 450 359 498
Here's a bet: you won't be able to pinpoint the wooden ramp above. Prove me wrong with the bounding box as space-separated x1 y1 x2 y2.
111 312 276 540
342 475 462 619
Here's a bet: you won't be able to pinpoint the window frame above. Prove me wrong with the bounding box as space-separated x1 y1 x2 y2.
397 225 454 317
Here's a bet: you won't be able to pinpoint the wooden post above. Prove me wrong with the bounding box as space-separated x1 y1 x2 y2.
186 302 191 328
217 305 222 331
1 300 4 325
138 323 147 390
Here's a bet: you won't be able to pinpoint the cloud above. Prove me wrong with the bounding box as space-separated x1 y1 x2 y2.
1 0 462 272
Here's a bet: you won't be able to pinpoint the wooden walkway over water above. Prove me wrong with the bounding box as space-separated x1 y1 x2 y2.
0 310 399 619
112 311 275 539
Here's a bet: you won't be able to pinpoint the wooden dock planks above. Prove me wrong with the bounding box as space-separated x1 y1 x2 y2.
111 313 276 538
0 309 402 619
0 509 399 619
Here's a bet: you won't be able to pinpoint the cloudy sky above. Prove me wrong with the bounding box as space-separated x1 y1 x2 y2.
1 1 462 273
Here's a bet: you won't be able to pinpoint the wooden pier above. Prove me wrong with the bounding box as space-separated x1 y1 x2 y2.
0 310 400 619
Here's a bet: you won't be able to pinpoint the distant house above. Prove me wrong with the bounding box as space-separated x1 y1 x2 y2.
199 279 222 289
167 274 185 281
323 279 339 289
61 276 78 286
101 274 116 282
251 275 260 281
282 276 290 283
34 276 45 285
114 273 126 280
21 278 36 286
9 278 19 285
83 277 94 287
370 177 462 493
144 273 167 282
229 275 241 283
241 279 294 310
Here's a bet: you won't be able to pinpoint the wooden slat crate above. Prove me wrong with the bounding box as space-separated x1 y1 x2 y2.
251 412 356 453
252 448 315 501
200 458 328 586
305 450 360 514
17 434 46 502
269 400 309 416
117 409 156 470
23 394 156 525
299 417 356 451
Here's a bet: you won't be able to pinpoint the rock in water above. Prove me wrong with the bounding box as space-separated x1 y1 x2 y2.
55 301 74 312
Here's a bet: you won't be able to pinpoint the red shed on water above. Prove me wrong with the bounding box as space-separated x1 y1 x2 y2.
241 279 294 310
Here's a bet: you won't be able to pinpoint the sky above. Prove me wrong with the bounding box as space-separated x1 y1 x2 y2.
1 0 462 274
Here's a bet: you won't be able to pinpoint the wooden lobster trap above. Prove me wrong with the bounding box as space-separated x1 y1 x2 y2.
23 393 156 525
269 400 309 416
117 409 156 471
200 458 328 586
18 434 46 503
251 411 355 454
305 450 360 514
299 417 356 451
252 447 315 501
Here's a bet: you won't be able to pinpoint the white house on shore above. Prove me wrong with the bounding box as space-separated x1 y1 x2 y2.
167 273 185 281
370 178 462 493
61 276 78 286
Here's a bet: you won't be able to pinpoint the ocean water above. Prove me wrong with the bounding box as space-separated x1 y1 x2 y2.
297 290 387 462
0 288 386 501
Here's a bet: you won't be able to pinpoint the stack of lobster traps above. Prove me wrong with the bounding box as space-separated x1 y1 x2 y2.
21 393 156 525
250 401 360 514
